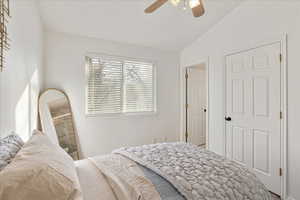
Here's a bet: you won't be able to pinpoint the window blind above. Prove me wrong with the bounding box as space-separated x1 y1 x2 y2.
86 56 155 115
123 61 154 113
86 57 123 114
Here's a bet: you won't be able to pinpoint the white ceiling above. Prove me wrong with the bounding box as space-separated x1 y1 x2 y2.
38 0 243 52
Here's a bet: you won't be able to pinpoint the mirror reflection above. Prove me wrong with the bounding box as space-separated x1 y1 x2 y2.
39 89 80 160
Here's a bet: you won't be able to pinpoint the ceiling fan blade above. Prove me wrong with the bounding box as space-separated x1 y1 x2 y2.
192 0 205 17
145 0 168 13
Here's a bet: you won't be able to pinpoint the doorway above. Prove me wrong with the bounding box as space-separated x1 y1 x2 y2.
185 63 208 147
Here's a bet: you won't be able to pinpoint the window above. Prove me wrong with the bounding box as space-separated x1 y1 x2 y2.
86 55 155 115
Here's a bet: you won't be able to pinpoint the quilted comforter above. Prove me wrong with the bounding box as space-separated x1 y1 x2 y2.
89 143 272 200
113 142 272 200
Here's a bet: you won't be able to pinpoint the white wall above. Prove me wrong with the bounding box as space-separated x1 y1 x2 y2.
44 32 180 157
0 0 44 141
181 2 300 199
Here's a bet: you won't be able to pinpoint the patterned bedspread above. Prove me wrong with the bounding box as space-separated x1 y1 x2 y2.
114 142 272 200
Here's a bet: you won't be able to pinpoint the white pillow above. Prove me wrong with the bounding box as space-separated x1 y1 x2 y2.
0 130 82 200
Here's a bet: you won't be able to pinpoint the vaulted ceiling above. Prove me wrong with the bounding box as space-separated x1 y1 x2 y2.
38 0 243 52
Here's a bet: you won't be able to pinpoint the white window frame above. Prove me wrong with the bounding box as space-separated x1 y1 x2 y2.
85 53 157 117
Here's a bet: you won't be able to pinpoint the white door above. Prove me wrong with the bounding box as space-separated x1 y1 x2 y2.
187 66 206 145
225 43 281 194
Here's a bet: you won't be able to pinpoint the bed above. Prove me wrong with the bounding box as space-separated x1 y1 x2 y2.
0 131 273 200
74 142 273 200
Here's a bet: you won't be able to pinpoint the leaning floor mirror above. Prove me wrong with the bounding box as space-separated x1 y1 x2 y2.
39 89 80 160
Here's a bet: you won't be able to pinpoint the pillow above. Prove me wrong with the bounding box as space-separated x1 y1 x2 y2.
0 133 24 171
0 130 82 200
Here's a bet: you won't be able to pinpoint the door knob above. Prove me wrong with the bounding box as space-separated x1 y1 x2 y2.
225 117 232 121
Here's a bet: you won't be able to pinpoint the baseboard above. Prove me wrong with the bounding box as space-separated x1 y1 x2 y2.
286 196 296 200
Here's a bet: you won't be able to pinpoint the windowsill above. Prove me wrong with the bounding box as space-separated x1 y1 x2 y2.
85 111 158 119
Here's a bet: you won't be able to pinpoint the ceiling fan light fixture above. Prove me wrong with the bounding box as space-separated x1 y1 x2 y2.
170 0 181 7
189 0 201 9
145 0 205 18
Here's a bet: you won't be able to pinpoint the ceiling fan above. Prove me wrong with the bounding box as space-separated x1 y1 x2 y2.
145 0 205 18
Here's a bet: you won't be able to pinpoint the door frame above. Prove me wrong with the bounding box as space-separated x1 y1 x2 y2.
181 57 210 149
223 34 287 199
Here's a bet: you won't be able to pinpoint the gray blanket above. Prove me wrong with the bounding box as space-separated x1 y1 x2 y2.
138 164 185 200
114 142 272 200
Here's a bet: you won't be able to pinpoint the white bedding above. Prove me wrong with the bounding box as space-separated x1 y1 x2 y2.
74 159 117 200
75 157 161 200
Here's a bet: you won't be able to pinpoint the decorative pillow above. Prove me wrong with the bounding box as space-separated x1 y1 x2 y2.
0 130 82 200
0 133 24 171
